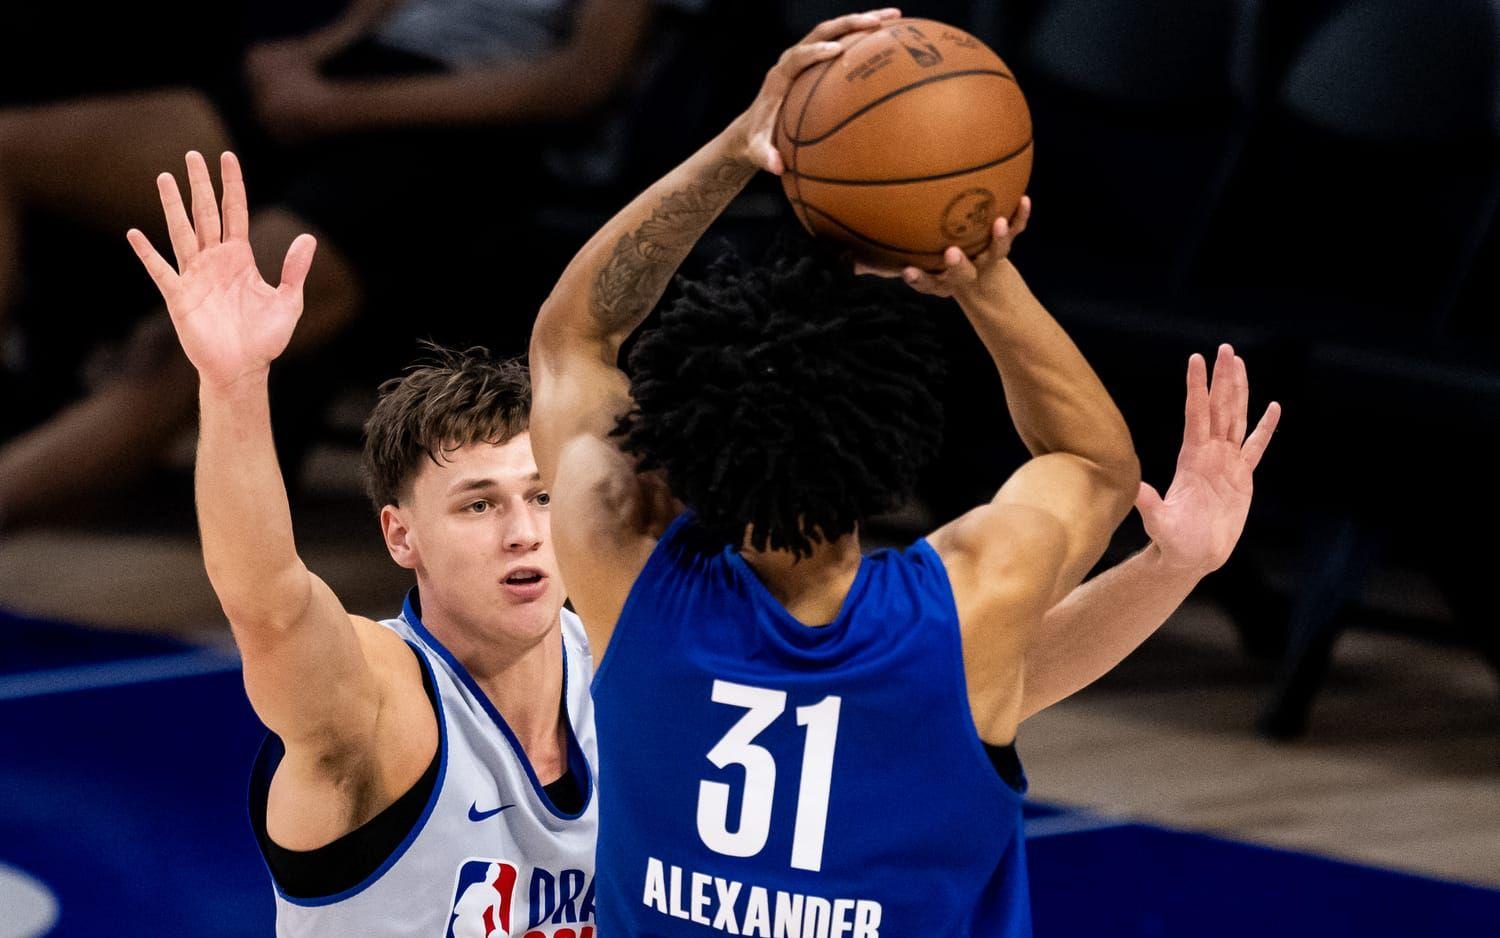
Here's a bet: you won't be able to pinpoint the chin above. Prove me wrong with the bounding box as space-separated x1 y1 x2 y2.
497 586 565 636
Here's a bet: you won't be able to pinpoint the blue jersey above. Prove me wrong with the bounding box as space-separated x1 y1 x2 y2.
592 514 1030 937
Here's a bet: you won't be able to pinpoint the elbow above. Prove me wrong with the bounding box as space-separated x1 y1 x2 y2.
530 300 571 364
1089 445 1141 522
211 562 315 638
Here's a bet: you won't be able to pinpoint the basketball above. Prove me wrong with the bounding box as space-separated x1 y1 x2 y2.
774 18 1032 270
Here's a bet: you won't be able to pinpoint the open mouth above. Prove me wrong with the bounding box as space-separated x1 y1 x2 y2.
504 569 546 586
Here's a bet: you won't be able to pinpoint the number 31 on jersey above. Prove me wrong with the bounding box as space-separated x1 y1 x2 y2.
696 680 843 872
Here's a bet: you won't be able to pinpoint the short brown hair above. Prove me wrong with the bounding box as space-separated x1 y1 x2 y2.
362 343 531 510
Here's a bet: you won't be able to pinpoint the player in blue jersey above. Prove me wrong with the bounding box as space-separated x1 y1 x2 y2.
528 8 1281 937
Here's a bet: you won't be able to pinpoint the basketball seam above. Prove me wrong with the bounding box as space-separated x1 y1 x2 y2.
783 136 1033 187
785 68 1017 147
790 198 990 257
789 59 839 233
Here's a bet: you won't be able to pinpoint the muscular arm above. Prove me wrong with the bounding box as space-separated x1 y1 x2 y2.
528 12 894 655
912 209 1139 744
196 375 385 746
1018 346 1280 720
953 259 1140 609
529 130 756 652
129 151 433 846
1019 543 1202 719
321 0 653 131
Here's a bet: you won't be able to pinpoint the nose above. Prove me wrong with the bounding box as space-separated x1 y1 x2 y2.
500 502 542 553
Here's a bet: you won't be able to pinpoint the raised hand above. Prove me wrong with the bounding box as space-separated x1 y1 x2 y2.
736 8 902 174
1137 344 1282 577
126 151 316 391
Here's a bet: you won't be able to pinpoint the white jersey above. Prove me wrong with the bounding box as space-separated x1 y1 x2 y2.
252 591 600 937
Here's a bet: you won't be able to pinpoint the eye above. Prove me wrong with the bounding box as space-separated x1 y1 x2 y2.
466 500 490 514
534 492 551 507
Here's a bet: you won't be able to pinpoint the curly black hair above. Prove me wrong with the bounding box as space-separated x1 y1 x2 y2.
615 231 945 558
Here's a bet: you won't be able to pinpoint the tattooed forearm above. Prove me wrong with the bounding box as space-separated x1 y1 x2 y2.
592 156 756 334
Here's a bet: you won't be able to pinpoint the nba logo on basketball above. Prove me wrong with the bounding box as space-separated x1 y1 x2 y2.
448 859 520 937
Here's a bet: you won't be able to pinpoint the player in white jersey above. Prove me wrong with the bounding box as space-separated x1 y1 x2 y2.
127 151 598 936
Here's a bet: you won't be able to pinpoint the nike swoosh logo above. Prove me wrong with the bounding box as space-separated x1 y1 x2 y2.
468 802 515 822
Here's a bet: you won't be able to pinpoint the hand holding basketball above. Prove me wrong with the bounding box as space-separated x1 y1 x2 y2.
126 151 317 391
735 9 902 174
861 195 1031 299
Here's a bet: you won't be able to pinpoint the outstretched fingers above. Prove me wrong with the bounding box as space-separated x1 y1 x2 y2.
277 233 318 299
156 171 198 270
1207 343 1235 440
126 228 179 298
220 151 250 242
184 151 221 250
1184 352 1210 444
1241 400 1282 471
1230 355 1249 444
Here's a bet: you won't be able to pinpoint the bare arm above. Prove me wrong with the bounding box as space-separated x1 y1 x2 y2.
126 153 432 828
950 250 1141 609
918 203 1140 608
1019 347 1281 719
529 10 901 656
900 204 1137 743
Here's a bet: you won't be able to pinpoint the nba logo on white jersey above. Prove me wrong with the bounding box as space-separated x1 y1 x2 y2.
448 859 597 938
448 859 521 937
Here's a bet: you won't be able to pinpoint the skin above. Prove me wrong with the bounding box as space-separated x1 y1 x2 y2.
528 8 1145 752
1020 345 1281 719
126 151 568 851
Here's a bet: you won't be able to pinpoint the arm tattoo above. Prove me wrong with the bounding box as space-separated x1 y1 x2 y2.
592 156 755 334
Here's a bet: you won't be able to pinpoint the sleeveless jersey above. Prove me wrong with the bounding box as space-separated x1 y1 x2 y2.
249 590 600 937
592 514 1031 938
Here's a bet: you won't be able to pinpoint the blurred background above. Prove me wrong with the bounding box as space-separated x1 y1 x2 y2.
1 0 1497 934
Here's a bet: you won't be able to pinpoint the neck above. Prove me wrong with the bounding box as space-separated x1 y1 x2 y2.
740 531 864 627
417 592 569 781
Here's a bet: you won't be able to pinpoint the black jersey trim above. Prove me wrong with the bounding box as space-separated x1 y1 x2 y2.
541 765 585 816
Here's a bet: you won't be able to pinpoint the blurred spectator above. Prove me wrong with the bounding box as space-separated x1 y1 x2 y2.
0 0 679 530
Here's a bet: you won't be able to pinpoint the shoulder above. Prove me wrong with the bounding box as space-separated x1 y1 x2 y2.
929 503 1067 591
345 615 438 754
927 502 1067 625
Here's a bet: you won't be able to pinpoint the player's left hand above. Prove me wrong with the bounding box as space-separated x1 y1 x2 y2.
736 8 902 174
1137 344 1282 578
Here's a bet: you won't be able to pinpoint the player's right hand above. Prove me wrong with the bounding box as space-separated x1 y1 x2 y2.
736 9 901 175
126 151 316 391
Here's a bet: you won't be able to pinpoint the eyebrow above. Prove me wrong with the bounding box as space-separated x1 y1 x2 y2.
446 472 543 496
447 478 498 496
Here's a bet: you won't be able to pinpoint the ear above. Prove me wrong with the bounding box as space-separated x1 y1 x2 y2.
380 504 419 570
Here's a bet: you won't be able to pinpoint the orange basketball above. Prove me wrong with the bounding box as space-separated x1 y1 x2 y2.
774 19 1033 271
